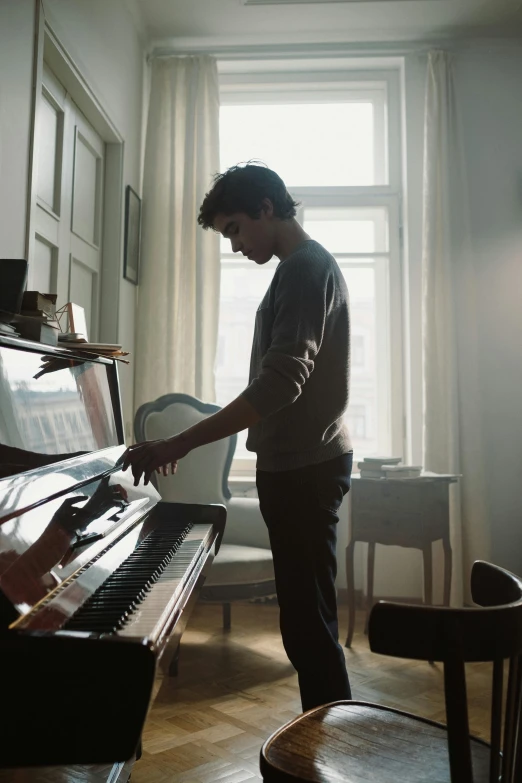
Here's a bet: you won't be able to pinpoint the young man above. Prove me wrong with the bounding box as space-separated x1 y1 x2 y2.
123 163 353 712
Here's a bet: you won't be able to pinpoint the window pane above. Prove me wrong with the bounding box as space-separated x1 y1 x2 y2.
220 103 377 186
304 206 389 253
352 334 365 367
340 265 387 458
302 205 391 458
215 263 276 459
216 260 389 462
346 404 367 438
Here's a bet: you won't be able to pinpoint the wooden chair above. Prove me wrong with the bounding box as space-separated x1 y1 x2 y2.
260 560 522 783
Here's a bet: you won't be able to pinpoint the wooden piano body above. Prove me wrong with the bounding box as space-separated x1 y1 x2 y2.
0 335 225 777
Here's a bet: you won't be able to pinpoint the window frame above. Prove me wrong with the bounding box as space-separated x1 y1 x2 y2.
217 65 404 476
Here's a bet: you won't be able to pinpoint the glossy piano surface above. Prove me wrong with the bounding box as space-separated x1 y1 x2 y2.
0 447 159 623
0 337 227 774
0 336 123 475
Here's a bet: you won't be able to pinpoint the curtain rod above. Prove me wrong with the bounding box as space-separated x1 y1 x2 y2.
148 41 434 61
146 36 522 62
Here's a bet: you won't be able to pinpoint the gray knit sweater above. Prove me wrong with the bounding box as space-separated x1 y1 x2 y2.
241 239 352 472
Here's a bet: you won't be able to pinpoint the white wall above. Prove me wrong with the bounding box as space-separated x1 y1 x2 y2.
42 0 146 438
0 0 35 259
456 45 522 576
0 0 146 439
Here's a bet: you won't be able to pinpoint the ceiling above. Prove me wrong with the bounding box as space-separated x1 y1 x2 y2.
133 0 522 49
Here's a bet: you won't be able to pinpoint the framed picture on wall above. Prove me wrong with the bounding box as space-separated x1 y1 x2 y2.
123 185 141 285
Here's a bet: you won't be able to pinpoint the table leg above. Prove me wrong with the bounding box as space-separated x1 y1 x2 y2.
223 602 231 631
443 540 452 606
365 543 375 635
423 544 433 605
345 539 356 647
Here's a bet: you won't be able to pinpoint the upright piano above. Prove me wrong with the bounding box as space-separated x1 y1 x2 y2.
0 335 225 780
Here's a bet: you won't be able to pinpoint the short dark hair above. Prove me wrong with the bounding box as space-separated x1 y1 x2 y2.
198 161 299 230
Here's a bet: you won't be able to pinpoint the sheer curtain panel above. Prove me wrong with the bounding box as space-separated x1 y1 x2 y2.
135 55 220 412
422 50 490 604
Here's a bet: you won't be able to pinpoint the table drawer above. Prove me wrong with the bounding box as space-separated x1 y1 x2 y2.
352 481 426 513
352 510 425 545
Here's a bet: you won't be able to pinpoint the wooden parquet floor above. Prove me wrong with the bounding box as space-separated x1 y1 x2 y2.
0 603 494 783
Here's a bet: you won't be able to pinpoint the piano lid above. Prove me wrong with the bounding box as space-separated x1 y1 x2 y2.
0 336 123 479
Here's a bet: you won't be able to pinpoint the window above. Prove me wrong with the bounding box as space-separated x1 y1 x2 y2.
352 334 366 368
346 404 368 439
216 65 404 472
220 101 382 187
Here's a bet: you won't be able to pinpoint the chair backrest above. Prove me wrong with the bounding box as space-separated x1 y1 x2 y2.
368 560 522 783
134 393 236 505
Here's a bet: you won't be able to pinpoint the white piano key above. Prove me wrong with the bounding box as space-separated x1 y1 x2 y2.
117 524 212 641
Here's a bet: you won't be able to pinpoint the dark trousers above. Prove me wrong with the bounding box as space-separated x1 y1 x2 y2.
256 452 353 712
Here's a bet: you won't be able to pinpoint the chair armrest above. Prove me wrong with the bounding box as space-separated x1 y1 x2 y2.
224 496 271 549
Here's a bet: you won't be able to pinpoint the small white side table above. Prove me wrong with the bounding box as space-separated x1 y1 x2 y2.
345 473 459 648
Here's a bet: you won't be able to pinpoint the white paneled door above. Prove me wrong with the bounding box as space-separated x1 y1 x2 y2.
32 64 104 341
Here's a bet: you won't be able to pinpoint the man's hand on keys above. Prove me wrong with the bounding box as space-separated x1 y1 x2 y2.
121 435 190 486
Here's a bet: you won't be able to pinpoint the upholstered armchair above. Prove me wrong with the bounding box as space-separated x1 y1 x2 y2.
134 393 276 630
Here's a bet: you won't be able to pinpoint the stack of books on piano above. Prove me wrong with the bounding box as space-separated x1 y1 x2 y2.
58 333 130 363
16 292 60 346
358 457 423 479
0 319 20 337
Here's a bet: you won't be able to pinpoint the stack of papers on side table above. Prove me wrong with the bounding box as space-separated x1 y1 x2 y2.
358 457 422 479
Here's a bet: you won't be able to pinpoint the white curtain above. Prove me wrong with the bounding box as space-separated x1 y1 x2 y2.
422 51 490 604
135 55 220 412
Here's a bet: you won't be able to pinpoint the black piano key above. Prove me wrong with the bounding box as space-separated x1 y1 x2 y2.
63 520 193 633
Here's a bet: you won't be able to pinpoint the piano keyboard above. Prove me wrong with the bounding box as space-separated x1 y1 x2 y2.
117 528 209 640
64 519 197 636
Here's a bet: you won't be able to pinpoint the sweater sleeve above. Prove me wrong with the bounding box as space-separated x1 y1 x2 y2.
241 252 332 418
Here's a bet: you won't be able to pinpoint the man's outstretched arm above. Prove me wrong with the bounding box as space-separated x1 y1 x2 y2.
122 395 261 486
